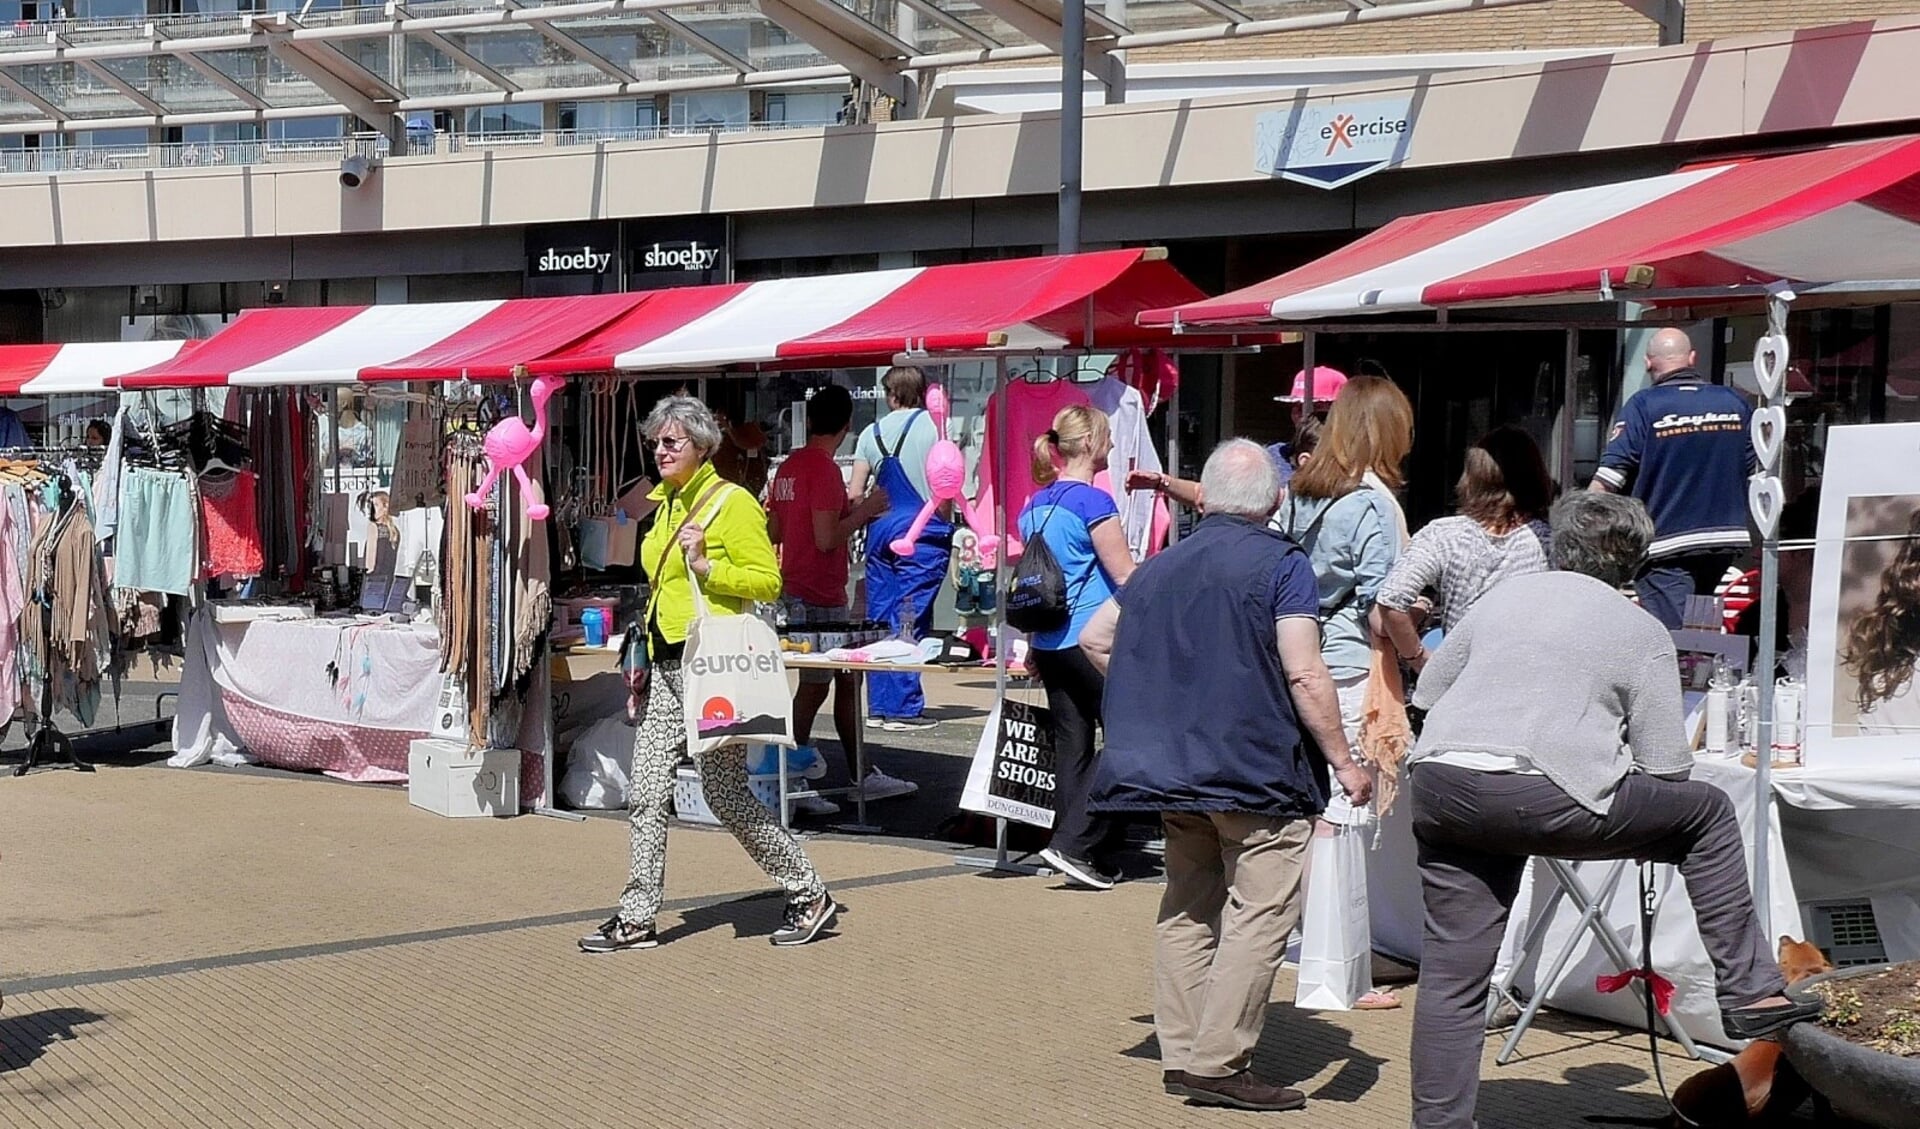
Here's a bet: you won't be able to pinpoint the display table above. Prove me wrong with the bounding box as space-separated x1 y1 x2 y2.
783 655 974 832
170 608 546 800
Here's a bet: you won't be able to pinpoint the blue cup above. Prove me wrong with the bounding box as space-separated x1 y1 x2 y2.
582 607 607 647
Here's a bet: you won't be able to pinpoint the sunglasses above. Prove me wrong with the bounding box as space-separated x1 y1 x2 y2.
650 435 692 453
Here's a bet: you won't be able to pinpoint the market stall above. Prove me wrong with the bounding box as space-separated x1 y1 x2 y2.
1140 132 1920 1038
92 250 1245 827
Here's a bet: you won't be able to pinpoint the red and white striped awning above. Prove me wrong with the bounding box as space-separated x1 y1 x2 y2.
120 293 646 389
0 341 195 396
530 248 1212 373
112 250 1221 390
1143 136 1920 327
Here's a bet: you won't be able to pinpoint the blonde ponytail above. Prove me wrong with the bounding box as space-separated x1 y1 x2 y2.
1030 404 1107 488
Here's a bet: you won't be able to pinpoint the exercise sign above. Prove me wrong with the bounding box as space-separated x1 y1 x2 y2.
1254 94 1415 189
960 699 1058 829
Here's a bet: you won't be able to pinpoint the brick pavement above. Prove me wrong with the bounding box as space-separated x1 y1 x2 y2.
0 753 1774 1129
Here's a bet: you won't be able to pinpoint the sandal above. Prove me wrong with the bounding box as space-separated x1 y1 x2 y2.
1722 997 1823 1040
1354 989 1402 1010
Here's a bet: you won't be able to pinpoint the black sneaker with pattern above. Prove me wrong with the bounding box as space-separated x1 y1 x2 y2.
578 917 659 953
770 893 839 947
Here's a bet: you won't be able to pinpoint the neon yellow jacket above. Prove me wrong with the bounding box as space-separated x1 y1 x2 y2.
642 461 783 650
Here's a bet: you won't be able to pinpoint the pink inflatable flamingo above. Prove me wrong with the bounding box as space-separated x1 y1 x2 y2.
889 385 999 562
465 372 564 521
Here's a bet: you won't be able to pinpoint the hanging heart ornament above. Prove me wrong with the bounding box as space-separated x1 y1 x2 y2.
1752 333 1790 402
1750 406 1786 472
1748 474 1783 539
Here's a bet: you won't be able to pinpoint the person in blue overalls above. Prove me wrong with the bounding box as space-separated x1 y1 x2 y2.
851 366 951 733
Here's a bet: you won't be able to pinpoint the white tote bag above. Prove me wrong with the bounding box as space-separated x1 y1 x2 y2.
681 566 794 755
1294 821 1374 1011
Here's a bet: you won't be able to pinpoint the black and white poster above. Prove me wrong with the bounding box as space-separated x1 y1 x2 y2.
960 697 1057 829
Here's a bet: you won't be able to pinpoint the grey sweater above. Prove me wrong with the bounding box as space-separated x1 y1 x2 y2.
1410 570 1691 814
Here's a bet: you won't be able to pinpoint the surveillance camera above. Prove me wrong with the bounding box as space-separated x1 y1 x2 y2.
265 283 287 305
339 155 373 189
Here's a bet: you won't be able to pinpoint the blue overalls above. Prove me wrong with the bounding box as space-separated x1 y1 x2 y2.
864 410 952 719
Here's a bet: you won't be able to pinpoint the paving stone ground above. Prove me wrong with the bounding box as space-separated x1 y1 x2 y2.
0 682 1804 1129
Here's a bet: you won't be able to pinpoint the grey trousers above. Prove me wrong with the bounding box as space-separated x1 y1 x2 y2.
1408 764 1785 1129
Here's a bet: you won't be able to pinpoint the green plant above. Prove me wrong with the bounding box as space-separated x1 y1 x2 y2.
1874 1010 1920 1056
1817 984 1864 1027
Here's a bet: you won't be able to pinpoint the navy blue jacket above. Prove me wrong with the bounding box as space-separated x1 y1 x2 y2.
1090 514 1327 817
1594 368 1754 559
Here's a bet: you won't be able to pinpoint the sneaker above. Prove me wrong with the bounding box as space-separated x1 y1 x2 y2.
781 775 841 817
1486 989 1523 1032
797 745 828 781
1163 1070 1189 1096
866 717 888 730
1181 1071 1307 1112
859 768 920 801
791 793 841 817
578 917 658 953
1040 847 1117 891
882 716 939 732
770 893 839 946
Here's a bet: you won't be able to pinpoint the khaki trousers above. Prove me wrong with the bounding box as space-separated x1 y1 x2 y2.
1155 811 1313 1079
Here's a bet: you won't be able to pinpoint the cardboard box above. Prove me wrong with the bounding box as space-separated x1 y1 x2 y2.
408 738 518 818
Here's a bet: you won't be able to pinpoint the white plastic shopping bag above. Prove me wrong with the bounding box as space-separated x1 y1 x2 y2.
1294 821 1373 1011
681 569 794 755
558 714 635 810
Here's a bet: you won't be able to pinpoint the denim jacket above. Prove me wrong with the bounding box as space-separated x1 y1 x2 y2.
1273 487 1399 679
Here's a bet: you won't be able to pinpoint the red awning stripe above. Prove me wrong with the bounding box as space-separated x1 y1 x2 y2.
0 341 196 396
1145 135 1920 326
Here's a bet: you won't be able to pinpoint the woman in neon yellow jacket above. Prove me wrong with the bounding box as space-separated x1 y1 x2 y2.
581 394 839 953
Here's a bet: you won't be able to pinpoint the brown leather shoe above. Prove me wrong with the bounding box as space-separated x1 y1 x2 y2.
1182 1071 1307 1111
1163 1070 1189 1095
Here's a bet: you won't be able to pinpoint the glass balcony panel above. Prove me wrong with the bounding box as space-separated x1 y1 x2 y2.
399 38 505 99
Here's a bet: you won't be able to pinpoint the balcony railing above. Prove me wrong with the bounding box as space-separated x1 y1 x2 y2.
0 117 842 175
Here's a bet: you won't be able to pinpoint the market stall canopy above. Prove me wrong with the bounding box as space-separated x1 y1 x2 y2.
528 248 1221 374
1142 135 1920 327
0 341 196 396
118 293 647 388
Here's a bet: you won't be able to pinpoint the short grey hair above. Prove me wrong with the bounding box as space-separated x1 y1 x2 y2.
642 394 722 456
1200 438 1282 521
1550 492 1654 589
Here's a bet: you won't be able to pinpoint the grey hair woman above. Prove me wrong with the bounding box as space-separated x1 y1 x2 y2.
1400 488 1816 1129
580 393 840 954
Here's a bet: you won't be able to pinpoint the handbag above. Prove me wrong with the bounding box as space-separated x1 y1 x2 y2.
681 560 794 755
1004 503 1069 634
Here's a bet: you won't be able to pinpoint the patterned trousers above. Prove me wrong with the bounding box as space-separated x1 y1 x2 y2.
619 660 827 927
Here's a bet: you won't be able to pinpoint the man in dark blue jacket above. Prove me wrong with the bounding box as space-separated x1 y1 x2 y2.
1079 439 1370 1114
1590 327 1755 628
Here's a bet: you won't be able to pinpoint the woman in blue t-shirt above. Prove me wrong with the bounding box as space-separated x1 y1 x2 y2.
1018 405 1137 890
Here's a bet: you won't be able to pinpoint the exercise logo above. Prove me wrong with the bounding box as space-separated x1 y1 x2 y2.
1255 94 1416 190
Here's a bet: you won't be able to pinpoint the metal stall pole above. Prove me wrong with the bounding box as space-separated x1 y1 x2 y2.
1059 0 1085 254
1748 289 1793 937
1165 384 1181 545
957 355 1049 875
1301 331 1317 417
1559 329 1579 487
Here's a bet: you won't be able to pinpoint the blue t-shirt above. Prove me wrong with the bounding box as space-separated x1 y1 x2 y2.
1017 480 1120 651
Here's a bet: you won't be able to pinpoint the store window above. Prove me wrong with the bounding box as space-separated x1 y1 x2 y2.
1887 303 1920 423
1728 307 1885 506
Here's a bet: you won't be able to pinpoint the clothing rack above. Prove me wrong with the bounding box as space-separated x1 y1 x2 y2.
15 467 93 776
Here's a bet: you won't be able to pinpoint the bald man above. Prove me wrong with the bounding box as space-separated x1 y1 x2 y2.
1589 328 1755 628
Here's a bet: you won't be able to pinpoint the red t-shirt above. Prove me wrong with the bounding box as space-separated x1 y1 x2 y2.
768 445 851 607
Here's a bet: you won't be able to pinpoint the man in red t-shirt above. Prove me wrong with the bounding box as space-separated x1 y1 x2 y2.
767 387 919 804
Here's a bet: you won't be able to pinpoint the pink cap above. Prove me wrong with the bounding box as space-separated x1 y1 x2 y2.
1276 365 1348 404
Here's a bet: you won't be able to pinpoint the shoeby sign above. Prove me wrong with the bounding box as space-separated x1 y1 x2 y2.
1254 93 1416 189
525 221 621 293
532 246 616 276
961 697 1058 829
627 216 729 290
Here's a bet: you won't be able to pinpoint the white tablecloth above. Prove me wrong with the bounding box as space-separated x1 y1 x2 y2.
170 609 443 782
1362 758 1801 1050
